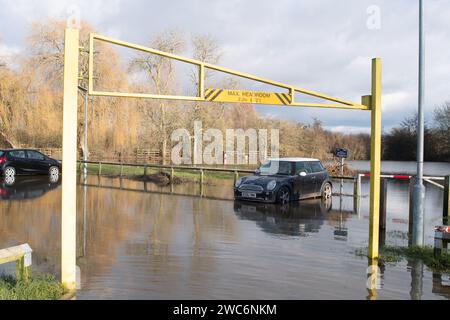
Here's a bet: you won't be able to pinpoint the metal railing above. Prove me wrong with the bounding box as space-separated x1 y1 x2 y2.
0 244 33 281
78 160 255 185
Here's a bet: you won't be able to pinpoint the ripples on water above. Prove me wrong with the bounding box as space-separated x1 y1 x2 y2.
0 168 449 300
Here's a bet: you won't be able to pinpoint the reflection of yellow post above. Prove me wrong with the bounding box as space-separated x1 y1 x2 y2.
61 28 79 291
368 58 382 259
367 259 380 300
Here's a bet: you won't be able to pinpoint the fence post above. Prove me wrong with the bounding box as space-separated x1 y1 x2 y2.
234 171 239 185
200 169 204 186
444 175 450 224
16 244 32 282
353 174 361 197
144 165 148 178
98 162 102 176
170 167 174 184
120 163 123 178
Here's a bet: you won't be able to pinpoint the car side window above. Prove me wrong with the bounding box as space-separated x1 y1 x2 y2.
295 162 305 174
9 150 26 159
310 162 324 173
27 151 45 160
295 162 312 174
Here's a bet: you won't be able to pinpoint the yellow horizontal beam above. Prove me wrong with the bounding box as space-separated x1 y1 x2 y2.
90 33 368 110
89 90 205 101
90 88 370 110
290 102 370 110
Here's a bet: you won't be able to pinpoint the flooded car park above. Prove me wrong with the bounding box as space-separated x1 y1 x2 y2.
0 174 448 300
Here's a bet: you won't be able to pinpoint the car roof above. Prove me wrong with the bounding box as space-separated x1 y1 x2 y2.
0 149 42 154
267 157 320 162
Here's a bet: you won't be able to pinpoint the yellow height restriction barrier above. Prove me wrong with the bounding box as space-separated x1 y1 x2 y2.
61 28 382 290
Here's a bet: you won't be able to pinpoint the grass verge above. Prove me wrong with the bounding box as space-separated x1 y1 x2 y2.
355 245 450 273
0 274 66 300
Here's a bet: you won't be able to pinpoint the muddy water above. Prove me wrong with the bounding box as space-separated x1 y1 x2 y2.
0 173 448 300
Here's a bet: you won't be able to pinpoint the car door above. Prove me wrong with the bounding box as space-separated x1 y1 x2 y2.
295 161 314 198
310 161 327 194
8 150 28 173
26 150 49 173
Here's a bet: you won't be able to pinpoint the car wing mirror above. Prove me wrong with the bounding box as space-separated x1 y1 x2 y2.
255 169 261 175
299 171 307 177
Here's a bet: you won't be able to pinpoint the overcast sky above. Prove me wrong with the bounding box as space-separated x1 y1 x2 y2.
0 0 449 133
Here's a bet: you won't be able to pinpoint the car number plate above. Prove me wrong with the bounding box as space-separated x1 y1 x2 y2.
242 192 257 198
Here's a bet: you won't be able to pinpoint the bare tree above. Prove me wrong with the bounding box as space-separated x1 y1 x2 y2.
129 30 185 164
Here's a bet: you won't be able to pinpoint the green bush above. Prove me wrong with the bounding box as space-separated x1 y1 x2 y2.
0 274 65 300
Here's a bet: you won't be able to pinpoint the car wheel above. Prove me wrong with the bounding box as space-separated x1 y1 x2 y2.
49 166 60 182
4 175 15 186
4 166 16 178
277 186 291 204
321 182 332 199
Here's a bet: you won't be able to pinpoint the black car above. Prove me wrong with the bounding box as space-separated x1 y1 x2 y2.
0 149 61 180
234 158 332 204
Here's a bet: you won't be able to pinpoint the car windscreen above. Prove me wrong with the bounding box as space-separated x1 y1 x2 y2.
259 161 293 175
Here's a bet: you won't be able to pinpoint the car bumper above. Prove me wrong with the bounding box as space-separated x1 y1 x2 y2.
234 189 277 203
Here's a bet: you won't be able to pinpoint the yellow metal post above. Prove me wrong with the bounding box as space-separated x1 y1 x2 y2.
61 28 79 290
368 58 382 259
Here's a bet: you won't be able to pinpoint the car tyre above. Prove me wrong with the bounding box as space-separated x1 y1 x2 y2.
49 166 60 182
321 182 332 199
4 166 16 178
277 186 291 204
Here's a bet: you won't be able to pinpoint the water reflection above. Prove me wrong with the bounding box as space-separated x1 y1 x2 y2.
366 259 382 300
233 199 332 238
0 176 60 201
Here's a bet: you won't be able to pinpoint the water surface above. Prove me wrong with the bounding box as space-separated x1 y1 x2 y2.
0 167 448 300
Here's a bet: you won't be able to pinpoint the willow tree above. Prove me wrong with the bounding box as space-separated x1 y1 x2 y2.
0 66 27 148
26 19 139 159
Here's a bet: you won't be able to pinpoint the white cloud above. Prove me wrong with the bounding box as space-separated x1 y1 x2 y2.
383 91 415 113
325 126 371 135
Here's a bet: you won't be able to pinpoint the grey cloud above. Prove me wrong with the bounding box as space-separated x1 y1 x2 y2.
0 0 448 133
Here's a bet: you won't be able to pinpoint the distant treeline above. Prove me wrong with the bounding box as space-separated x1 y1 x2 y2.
0 19 448 163
382 104 450 162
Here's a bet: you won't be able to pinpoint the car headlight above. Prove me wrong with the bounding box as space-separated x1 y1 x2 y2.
235 178 244 188
267 180 277 191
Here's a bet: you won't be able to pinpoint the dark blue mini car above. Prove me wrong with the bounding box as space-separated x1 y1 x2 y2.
234 158 332 204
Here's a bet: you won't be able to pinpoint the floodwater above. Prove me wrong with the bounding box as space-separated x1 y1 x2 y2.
0 161 449 300
348 160 450 176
